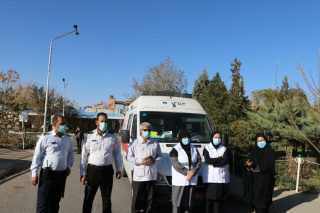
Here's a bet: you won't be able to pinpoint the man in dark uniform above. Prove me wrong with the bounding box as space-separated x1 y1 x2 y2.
30 114 74 213
75 126 84 154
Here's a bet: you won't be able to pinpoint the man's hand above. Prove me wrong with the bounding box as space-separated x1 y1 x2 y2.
116 172 121 179
142 157 152 165
31 177 38 186
142 157 147 165
146 158 155 165
66 168 71 177
186 170 196 181
81 175 87 185
246 160 253 167
142 157 155 165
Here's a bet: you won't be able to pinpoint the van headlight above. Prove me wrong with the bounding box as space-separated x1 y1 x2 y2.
156 172 166 184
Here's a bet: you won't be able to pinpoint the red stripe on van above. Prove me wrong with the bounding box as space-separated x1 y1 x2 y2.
122 143 128 153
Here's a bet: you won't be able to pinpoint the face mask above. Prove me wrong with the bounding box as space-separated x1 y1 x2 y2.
142 131 151 138
99 122 107 132
182 138 190 145
213 138 221 145
58 125 66 133
257 141 266 148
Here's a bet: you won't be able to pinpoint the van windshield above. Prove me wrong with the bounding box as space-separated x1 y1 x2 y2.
140 111 213 143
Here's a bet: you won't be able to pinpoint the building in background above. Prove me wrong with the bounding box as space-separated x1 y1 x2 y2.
24 95 132 133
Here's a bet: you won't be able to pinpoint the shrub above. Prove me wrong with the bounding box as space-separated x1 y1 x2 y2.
275 161 296 190
275 157 320 193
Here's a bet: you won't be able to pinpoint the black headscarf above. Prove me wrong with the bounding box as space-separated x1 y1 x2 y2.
243 134 276 209
179 130 191 150
248 134 275 173
210 131 222 149
178 130 191 165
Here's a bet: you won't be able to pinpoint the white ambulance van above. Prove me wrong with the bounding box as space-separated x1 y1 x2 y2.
121 91 216 204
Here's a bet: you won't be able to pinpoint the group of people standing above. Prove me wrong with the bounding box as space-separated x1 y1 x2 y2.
30 113 275 213
169 130 229 213
30 113 123 213
126 125 230 213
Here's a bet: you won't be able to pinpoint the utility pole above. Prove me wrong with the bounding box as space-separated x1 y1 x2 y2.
62 78 68 116
43 25 79 133
276 59 279 91
318 49 320 128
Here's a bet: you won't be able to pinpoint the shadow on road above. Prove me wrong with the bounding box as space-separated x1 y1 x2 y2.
150 195 252 213
0 167 31 185
272 189 319 211
0 158 32 184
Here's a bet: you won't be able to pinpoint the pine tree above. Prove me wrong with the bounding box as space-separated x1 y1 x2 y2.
199 72 228 132
226 57 250 124
192 67 209 100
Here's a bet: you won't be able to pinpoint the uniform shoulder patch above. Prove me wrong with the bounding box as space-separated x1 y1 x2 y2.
87 131 94 134
42 132 49 136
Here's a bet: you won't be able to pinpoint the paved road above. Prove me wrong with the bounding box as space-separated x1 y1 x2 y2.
0 138 253 213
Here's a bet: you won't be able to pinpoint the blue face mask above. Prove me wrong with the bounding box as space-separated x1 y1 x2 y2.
257 141 266 148
99 122 107 132
182 138 190 145
58 124 66 133
142 131 151 138
213 138 221 145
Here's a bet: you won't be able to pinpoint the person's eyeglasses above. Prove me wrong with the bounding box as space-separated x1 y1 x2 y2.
57 123 67 126
142 129 151 132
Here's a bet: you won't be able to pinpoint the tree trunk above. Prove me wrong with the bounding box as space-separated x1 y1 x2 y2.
22 121 25 149
301 144 306 157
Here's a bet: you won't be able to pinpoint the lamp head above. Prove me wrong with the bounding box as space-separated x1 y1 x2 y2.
62 78 65 82
73 25 79 35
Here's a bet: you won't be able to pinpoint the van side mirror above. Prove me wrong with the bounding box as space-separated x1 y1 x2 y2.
122 130 130 143
222 134 228 147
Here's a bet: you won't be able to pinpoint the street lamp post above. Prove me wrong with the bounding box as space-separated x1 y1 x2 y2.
43 25 79 133
62 78 68 116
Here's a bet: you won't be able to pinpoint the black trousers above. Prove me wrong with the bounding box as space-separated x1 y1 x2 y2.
83 164 114 213
36 170 66 213
76 138 82 153
131 180 154 213
206 199 222 213
172 205 192 213
255 207 269 213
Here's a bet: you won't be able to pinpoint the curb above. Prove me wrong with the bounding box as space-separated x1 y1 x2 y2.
0 161 16 179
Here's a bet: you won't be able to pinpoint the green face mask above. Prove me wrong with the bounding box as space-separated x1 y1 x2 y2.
99 122 107 132
142 131 150 138
58 124 66 133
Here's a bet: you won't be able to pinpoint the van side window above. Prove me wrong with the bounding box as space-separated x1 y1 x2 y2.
131 114 137 138
128 113 133 132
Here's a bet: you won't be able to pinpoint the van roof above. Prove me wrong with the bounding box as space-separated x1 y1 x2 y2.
127 95 206 114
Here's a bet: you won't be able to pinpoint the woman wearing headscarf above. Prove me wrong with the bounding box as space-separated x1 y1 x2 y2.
242 134 276 213
202 131 229 213
170 130 202 213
